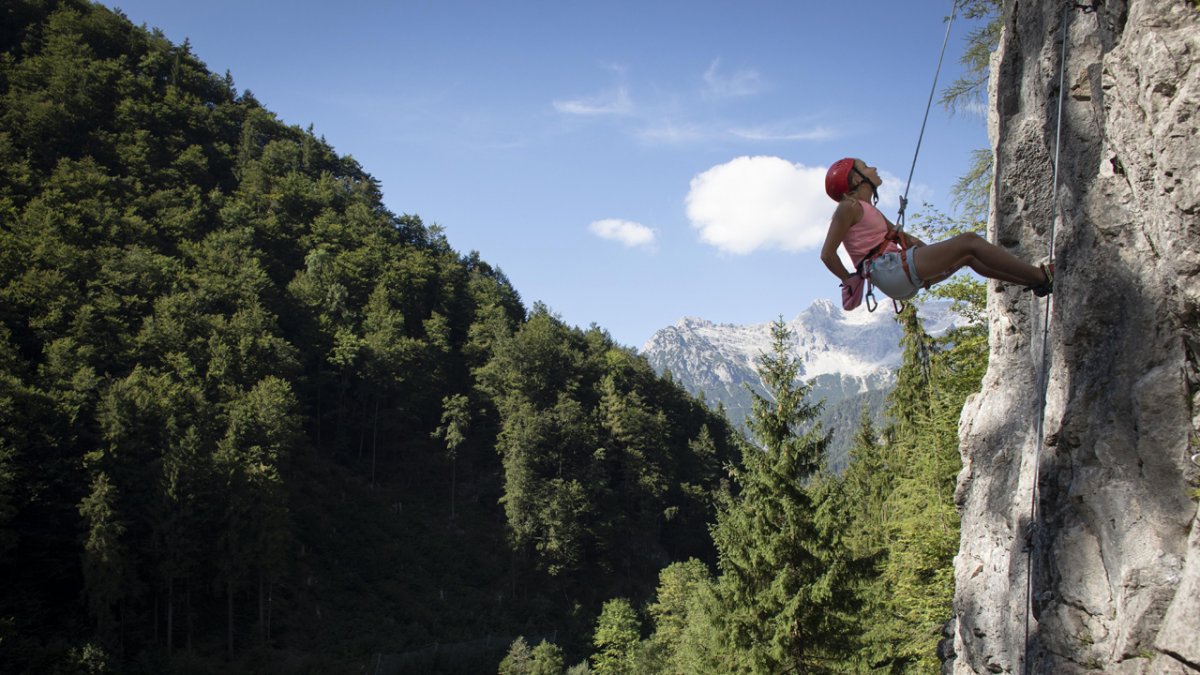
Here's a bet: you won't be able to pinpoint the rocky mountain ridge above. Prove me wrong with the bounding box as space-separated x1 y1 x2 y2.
641 298 960 467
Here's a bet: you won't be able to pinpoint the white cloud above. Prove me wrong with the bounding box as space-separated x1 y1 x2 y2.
873 170 924 215
553 86 633 115
588 219 657 249
685 156 835 255
704 59 764 98
729 124 836 142
685 156 924 255
636 121 708 144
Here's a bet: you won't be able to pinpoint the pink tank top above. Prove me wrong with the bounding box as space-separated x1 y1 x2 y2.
842 200 899 266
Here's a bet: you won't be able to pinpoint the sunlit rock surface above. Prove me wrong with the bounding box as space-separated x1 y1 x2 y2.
951 1 1200 673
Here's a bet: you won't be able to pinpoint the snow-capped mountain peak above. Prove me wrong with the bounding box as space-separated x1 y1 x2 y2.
640 299 962 463
644 299 957 383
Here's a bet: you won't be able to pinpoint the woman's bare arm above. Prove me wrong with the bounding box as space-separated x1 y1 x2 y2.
820 199 861 281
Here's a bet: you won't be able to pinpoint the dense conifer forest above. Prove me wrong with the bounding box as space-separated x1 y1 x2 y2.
0 2 743 671
1 1 997 673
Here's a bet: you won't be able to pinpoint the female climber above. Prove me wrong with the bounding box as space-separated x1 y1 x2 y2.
820 157 1053 307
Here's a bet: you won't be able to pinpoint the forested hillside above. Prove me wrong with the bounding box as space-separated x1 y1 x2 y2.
0 2 742 672
554 306 987 674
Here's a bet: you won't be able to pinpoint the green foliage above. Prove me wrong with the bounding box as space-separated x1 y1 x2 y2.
939 0 1000 316
433 392 472 518
838 305 986 673
591 599 641 675
941 0 1005 116
434 393 471 460
642 559 720 675
704 319 863 673
952 147 994 222
500 637 533 675
478 306 737 592
667 571 733 674
592 321 894 675
529 640 567 675
65 641 116 675
572 5 1002 668
644 559 708 658
0 2 739 671
2 2 998 672
499 636 571 675
908 202 989 325
78 471 130 641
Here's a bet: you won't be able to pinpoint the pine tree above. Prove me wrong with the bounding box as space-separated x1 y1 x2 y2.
591 598 641 675
644 558 714 675
529 640 567 675
670 573 734 675
79 471 131 643
433 393 471 519
500 636 534 675
154 426 208 657
597 371 669 581
830 412 898 669
214 376 299 656
841 304 986 673
708 318 858 673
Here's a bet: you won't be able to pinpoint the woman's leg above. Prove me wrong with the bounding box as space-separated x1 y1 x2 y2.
922 258 1013 286
913 233 1047 286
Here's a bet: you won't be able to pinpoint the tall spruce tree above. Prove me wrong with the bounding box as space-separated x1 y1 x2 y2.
708 318 857 673
591 598 642 675
433 393 471 519
841 303 986 673
78 471 130 644
830 411 900 670
892 310 985 672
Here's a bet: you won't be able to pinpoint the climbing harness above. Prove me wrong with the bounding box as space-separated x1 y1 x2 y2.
855 225 913 313
1021 4 1094 674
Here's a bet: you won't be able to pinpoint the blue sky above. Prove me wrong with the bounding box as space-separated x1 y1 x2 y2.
102 0 990 349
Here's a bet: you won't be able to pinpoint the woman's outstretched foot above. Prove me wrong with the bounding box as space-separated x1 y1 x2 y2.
1026 263 1054 297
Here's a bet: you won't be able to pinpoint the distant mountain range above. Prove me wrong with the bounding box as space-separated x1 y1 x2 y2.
640 299 961 470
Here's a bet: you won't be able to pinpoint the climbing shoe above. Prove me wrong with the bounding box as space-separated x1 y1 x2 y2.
1026 262 1054 297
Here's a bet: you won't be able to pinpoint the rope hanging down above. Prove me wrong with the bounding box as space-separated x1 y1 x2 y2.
1021 3 1092 673
895 0 959 233
870 0 957 316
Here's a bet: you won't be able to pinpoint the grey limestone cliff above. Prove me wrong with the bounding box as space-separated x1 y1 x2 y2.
952 1 1200 674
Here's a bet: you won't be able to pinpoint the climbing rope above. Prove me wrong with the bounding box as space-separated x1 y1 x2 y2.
1021 4 1094 673
896 0 959 233
871 0 958 317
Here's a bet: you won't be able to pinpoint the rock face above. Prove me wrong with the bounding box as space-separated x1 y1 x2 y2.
952 1 1200 674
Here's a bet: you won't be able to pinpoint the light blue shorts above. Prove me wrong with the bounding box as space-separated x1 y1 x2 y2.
869 249 923 301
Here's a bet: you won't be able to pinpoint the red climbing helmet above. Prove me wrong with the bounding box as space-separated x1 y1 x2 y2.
825 157 857 201
825 158 857 201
